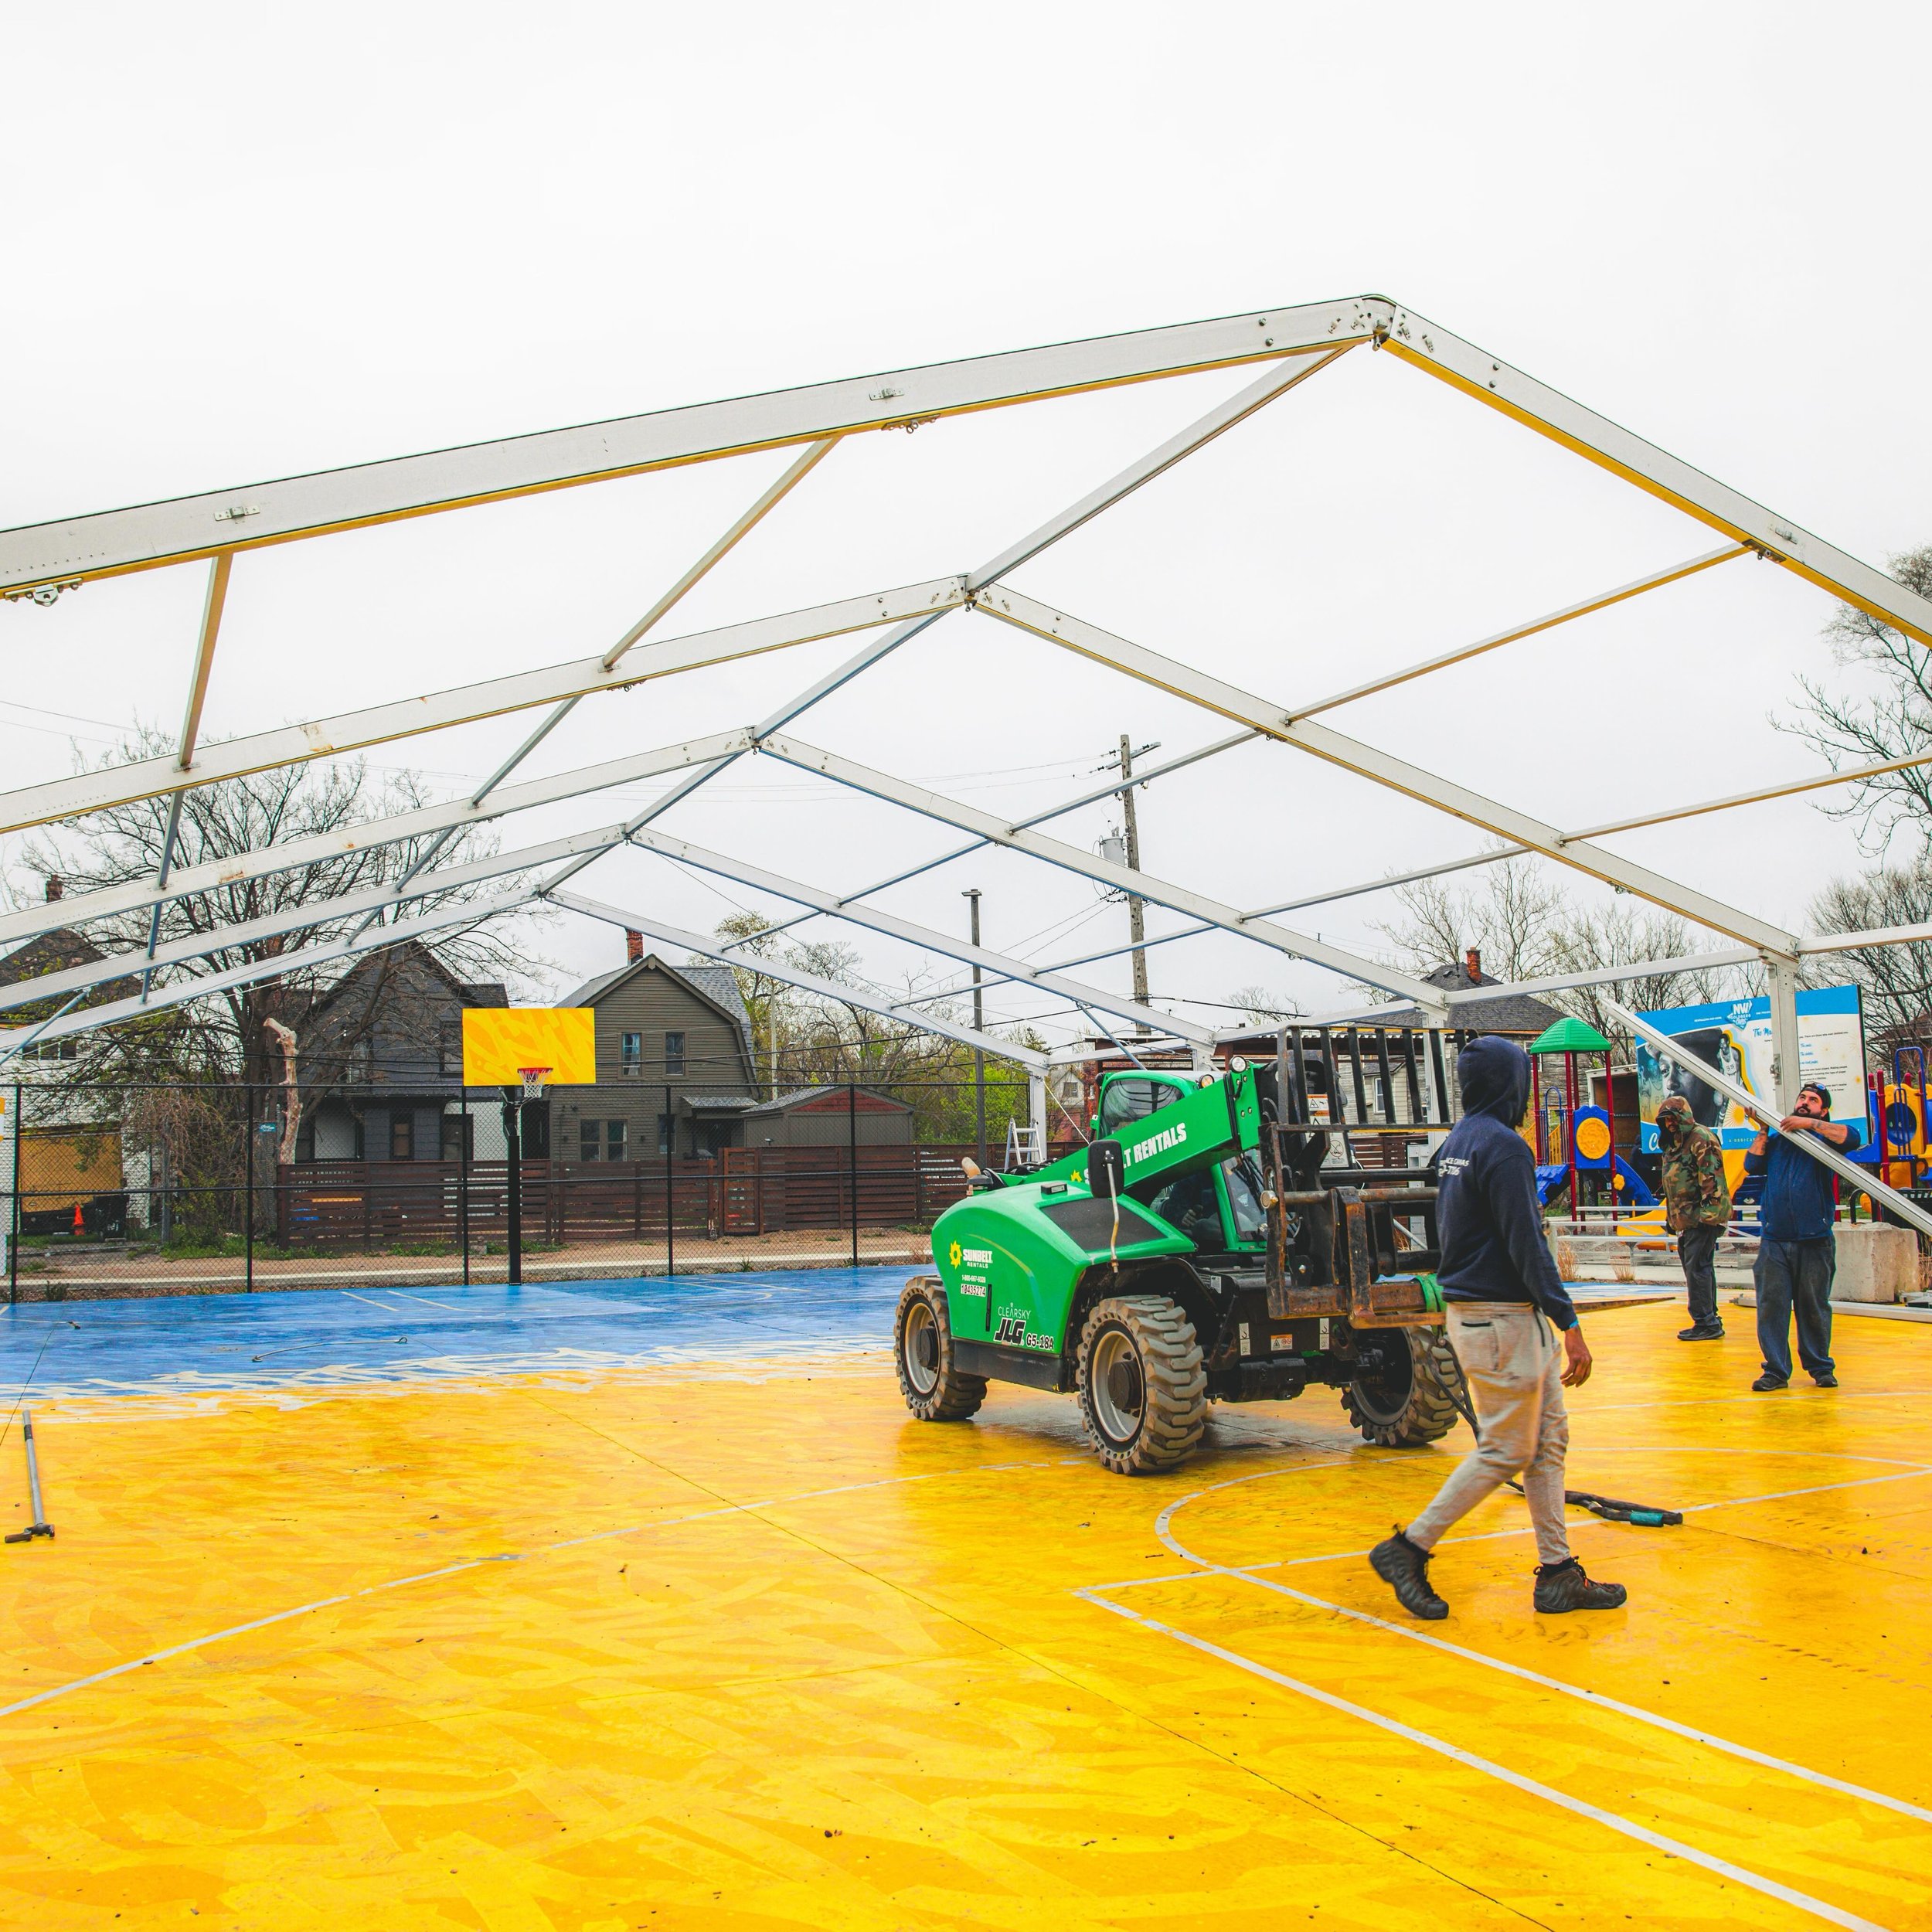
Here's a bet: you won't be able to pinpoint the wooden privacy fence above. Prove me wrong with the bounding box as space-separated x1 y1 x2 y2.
276 1143 1080 1249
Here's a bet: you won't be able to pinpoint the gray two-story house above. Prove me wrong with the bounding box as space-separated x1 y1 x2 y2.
294 940 512 1162
550 933 759 1162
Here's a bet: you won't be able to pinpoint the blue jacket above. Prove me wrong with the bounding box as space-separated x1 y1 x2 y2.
1743 1122 1862 1242
1435 1036 1578 1330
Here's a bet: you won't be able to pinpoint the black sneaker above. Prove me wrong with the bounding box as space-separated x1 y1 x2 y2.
1752 1373 1788 1393
1677 1322 1725 1341
1533 1558 1628 1614
1370 1529 1448 1621
1812 1371 1838 1389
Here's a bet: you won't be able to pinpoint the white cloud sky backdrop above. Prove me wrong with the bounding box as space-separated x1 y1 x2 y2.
2 2 1926 1044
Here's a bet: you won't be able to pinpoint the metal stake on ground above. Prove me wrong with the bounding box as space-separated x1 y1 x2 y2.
4 1408 53 1543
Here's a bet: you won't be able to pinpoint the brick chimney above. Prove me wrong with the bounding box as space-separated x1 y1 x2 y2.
625 930 645 964
44 874 61 903
1464 945 1481 982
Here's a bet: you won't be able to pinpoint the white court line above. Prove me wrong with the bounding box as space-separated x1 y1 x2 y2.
389 1291 464 1313
1086 1463 1932 1593
338 1291 406 1312
0 1454 1087 1726
1095 1451 1932 1829
1079 1590 1891 1932
0 1557 509 1722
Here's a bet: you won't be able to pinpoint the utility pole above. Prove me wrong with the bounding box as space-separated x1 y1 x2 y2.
963 888 986 1163
1117 733 1153 1029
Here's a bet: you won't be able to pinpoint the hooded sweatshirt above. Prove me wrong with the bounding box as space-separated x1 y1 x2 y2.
1656 1094 1731 1233
1434 1036 1577 1329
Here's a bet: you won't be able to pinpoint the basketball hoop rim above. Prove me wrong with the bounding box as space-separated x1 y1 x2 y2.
516 1066 552 1101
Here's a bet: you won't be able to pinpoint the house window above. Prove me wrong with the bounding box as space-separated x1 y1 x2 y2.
440 1021 463 1077
657 1113 674 1156
440 1114 472 1162
621 1032 642 1077
664 1031 685 1076
22 1039 79 1062
580 1119 628 1162
389 1113 414 1160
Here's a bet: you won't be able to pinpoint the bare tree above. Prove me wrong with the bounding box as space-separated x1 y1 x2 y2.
1372 849 1748 1056
15 731 549 1086
709 913 1042 1134
1543 901 1750 1056
1781 543 1932 855
1809 863 1932 1047
1226 985 1301 1025
1374 849 1566 983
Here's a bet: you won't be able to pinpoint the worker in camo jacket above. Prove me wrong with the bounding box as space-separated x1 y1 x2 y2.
1656 1094 1732 1342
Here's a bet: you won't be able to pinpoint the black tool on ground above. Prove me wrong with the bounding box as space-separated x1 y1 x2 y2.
4 1408 54 1543
1505 1479 1682 1527
1437 1350 1682 1528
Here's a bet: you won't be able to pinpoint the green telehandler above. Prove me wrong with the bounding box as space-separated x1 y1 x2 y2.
893 1036 1468 1474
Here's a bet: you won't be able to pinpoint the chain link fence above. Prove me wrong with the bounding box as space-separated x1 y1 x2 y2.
0 1078 1080 1303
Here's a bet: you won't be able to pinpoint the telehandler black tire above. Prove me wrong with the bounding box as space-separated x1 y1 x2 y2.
1076 1294 1207 1475
1342 1323 1465 1448
894 1276 987 1422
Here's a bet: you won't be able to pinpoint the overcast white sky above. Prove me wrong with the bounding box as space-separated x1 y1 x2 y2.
2 3 1926 1047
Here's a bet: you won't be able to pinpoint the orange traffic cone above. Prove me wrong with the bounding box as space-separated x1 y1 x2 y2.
71 1202 83 1235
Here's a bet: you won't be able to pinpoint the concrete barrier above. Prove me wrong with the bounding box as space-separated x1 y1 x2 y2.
1834 1222 1918 1304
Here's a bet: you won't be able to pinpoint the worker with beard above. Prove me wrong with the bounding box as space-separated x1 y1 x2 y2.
1656 1094 1732 1341
1370 1036 1625 1621
1743 1082 1859 1392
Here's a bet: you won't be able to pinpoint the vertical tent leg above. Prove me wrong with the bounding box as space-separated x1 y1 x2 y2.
1764 954 1804 1115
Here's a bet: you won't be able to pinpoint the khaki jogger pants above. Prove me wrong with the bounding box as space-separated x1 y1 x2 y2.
1406 1300 1572 1566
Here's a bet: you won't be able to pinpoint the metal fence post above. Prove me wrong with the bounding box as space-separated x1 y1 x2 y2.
664 1083 675 1279
459 1089 471 1288
8 1080 19 1307
848 1080 859 1270
243 1082 254 1292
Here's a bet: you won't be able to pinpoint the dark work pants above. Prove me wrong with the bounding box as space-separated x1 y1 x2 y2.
1753 1236 1836 1383
1678 1223 1722 1328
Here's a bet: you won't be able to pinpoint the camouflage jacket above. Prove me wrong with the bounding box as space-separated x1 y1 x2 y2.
1656 1095 1730 1231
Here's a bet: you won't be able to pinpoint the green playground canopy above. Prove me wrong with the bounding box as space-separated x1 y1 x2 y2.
1527 1015 1613 1056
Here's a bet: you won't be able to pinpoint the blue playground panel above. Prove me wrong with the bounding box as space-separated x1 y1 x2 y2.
0 1267 925 1405
1536 1157 1656 1208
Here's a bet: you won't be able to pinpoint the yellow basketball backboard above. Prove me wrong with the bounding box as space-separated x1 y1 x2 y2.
461 1008 596 1087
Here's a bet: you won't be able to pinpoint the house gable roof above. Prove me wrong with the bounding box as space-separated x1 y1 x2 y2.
303 940 503 1032
560 954 753 1062
743 1084 913 1117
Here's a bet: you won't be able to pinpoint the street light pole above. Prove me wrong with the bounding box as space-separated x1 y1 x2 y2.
1117 733 1151 1029
963 888 986 1163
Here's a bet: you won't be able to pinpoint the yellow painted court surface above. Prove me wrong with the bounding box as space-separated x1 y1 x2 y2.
2 1301 1929 1930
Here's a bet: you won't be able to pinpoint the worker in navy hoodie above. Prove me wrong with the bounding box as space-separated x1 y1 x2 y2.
1371 1036 1625 1621
1743 1082 1859 1393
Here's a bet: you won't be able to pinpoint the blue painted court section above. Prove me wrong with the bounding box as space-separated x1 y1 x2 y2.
0 1267 923 1405
0 1269 1670 1406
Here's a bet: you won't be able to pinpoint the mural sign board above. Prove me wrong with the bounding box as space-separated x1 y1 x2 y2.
1634 985 1867 1152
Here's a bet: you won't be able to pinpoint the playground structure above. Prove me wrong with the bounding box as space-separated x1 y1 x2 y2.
1864 1046 1932 1196
1529 1014 1655 1218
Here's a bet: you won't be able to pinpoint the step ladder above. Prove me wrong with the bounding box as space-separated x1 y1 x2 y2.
1005 1118 1046 1171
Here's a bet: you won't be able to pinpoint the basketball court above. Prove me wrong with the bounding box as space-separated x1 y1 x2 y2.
0 1276 1925 1930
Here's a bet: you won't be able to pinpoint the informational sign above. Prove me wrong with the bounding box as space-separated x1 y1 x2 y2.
1634 985 1867 1151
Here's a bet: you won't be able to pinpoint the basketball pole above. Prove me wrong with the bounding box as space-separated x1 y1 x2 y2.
501 1083 523 1286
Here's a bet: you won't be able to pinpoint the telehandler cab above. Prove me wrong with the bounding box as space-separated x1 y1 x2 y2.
893 1032 1469 1474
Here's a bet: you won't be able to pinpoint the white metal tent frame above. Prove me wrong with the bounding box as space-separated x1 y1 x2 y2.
7 292 1932 1172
